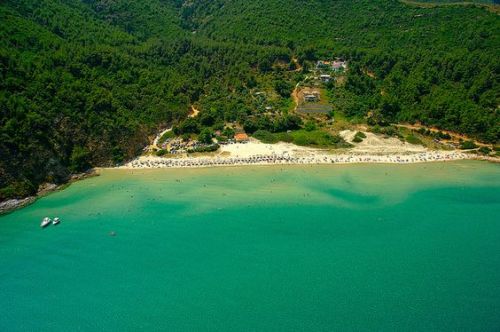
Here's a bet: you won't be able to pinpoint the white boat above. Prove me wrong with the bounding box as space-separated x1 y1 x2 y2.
52 217 60 225
40 217 51 228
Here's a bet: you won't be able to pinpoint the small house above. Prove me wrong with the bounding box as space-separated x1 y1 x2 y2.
304 94 318 102
320 74 331 82
234 133 249 142
303 90 320 103
332 60 347 72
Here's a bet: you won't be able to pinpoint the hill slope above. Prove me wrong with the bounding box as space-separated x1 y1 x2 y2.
0 0 499 199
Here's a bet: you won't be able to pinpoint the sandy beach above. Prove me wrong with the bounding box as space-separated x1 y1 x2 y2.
120 150 472 169
118 131 480 169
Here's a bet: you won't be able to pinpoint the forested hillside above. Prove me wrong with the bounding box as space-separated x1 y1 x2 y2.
1 0 499 199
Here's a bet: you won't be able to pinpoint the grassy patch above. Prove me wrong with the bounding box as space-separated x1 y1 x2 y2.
253 129 351 148
291 130 351 147
405 134 423 145
253 130 292 144
156 149 168 156
371 125 402 138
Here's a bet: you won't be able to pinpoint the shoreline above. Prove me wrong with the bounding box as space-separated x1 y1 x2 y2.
127 129 499 170
0 170 99 216
127 131 499 170
118 138 488 169
118 151 487 170
2 140 497 215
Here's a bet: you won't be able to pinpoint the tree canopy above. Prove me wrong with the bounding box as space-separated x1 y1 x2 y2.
0 0 499 199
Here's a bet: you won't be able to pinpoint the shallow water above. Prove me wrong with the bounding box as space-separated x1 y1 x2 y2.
1 161 499 331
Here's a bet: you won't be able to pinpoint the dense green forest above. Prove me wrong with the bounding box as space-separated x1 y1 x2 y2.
407 0 497 4
1 0 499 199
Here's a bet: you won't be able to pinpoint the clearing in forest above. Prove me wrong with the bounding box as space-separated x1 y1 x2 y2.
296 87 332 115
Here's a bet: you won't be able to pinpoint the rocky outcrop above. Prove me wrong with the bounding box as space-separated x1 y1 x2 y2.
0 197 36 215
0 170 99 215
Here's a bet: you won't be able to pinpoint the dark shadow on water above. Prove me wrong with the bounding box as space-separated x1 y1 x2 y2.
317 186 380 205
416 186 500 205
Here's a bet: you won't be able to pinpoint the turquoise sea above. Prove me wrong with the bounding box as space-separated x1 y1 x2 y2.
1 161 499 331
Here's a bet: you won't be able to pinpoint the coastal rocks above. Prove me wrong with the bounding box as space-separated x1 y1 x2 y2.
0 197 36 215
0 182 58 215
0 170 99 215
71 170 99 181
38 183 58 195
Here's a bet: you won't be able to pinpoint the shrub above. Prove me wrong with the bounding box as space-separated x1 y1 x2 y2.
371 125 398 137
460 140 478 150
253 130 279 143
222 127 235 138
175 118 200 134
275 132 293 143
304 121 317 132
355 131 367 139
406 134 422 145
274 79 293 97
352 136 363 143
478 147 491 155
216 136 228 143
353 131 366 143
382 126 398 137
291 130 346 147
213 122 225 131
437 131 451 140
198 128 213 144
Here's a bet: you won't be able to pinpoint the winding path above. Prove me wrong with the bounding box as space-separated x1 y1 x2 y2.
152 127 172 150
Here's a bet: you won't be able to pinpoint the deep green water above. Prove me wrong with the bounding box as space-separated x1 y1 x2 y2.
1 161 499 331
